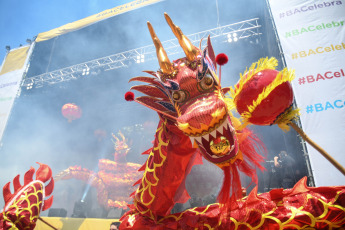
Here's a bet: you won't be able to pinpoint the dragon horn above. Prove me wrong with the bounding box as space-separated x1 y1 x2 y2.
118 131 126 142
112 133 120 143
147 21 174 75
164 12 199 62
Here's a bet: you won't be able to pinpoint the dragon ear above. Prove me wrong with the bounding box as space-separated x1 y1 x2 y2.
130 85 169 100
207 35 217 71
135 96 177 120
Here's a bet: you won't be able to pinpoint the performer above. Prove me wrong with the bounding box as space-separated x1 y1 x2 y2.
274 150 296 188
110 221 120 230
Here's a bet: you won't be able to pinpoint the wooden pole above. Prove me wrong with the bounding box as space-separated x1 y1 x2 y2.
38 217 58 230
289 122 345 176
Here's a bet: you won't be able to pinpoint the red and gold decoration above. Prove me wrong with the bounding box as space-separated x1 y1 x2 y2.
118 13 345 229
230 57 299 130
231 57 345 176
54 131 142 210
61 103 82 122
0 163 54 230
122 177 345 229
120 13 267 229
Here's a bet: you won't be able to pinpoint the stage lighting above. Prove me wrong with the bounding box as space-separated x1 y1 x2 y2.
71 200 87 218
136 54 145 63
82 68 90 76
233 33 238 42
226 33 239 43
227 34 232 43
26 82 34 90
26 39 32 44
5 46 10 51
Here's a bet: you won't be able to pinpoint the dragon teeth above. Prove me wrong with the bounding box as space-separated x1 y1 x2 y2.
218 124 224 135
210 129 217 138
189 136 202 145
224 120 229 130
217 119 228 134
188 118 232 144
189 136 194 144
203 134 210 142
195 136 202 143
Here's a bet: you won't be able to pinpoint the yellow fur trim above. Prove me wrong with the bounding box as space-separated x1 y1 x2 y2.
230 57 278 100
224 97 236 112
275 107 301 132
224 97 249 130
239 67 296 125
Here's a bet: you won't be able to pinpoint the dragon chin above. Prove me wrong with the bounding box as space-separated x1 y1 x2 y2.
189 116 239 165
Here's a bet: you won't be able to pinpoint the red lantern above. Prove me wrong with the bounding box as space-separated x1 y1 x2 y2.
235 69 294 126
61 103 82 122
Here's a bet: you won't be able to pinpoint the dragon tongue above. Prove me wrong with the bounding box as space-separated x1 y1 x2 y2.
213 136 222 145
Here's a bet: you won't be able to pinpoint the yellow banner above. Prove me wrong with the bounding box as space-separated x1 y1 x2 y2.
36 217 119 230
36 0 163 42
0 46 29 76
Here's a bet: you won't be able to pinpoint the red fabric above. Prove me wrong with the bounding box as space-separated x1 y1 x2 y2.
1 163 54 230
120 177 345 229
235 69 293 125
217 166 231 204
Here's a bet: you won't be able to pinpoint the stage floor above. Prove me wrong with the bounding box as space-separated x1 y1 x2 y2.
36 217 119 230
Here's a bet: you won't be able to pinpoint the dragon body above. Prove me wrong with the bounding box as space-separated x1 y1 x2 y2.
119 13 345 229
0 163 54 230
55 131 142 210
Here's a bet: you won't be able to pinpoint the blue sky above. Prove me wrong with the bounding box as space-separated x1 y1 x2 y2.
0 0 132 63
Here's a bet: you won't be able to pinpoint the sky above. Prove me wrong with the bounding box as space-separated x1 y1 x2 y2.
0 0 133 64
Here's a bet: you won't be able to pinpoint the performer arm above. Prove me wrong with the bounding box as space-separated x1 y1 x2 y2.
274 156 280 167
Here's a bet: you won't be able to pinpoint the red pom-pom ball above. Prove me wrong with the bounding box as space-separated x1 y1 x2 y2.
125 91 135 101
215 53 229 66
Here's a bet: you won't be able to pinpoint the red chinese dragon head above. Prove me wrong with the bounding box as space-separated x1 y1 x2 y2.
112 131 130 163
130 13 239 169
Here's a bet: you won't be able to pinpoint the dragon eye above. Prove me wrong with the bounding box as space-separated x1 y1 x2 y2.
172 90 186 103
200 74 214 90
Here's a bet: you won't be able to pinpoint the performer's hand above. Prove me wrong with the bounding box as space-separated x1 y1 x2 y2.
274 156 280 167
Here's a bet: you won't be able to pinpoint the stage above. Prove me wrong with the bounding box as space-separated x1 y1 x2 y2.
36 217 119 230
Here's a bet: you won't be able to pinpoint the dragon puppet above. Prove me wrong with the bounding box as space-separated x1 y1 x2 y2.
119 13 345 229
54 131 142 210
0 163 54 230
